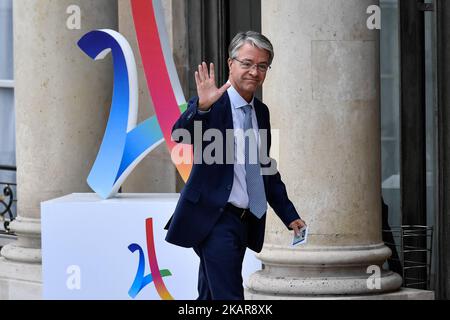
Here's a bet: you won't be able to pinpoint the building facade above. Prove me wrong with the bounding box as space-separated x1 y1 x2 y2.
0 0 448 299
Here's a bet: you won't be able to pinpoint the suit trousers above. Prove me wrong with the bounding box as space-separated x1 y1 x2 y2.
193 206 249 300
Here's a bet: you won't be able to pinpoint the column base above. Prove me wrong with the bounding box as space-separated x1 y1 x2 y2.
0 258 42 300
246 268 402 296
246 242 404 297
0 216 42 299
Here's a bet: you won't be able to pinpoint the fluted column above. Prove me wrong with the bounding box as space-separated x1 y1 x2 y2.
246 0 402 298
0 0 117 299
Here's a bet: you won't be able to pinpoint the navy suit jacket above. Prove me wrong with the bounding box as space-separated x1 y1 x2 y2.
165 92 300 253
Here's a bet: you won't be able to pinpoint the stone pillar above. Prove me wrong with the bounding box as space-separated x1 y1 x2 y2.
0 0 117 299
246 0 403 299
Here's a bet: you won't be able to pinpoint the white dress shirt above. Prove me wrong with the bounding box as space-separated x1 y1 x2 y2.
226 83 259 209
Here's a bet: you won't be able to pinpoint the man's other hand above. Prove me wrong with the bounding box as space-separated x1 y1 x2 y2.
289 219 307 236
195 62 231 111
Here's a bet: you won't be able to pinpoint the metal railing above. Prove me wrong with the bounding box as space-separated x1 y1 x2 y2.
383 225 433 290
0 165 17 233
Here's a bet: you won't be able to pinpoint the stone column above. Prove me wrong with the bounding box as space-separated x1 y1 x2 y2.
246 0 403 299
0 0 117 299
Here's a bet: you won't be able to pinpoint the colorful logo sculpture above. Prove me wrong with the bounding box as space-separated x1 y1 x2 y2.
78 0 192 199
128 218 173 300
77 0 191 300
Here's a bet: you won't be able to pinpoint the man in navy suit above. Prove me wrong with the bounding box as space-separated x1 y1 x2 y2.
165 31 306 300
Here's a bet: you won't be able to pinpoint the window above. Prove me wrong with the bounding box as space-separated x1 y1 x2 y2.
0 0 15 168
380 0 401 227
0 0 16 227
381 0 437 290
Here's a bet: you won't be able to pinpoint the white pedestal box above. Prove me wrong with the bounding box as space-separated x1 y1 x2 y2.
41 193 261 300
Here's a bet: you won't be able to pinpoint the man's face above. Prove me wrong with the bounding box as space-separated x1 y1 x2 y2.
228 43 270 100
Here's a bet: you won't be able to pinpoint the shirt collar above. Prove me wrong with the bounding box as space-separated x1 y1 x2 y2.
227 81 254 110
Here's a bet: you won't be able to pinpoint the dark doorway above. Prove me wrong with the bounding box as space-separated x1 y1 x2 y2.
186 0 261 99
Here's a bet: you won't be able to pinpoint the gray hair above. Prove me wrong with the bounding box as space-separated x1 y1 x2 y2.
228 31 274 65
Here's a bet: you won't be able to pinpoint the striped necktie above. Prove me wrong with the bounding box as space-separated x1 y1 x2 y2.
242 104 267 218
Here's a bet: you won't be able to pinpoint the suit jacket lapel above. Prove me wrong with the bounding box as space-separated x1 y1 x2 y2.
254 98 267 130
219 91 233 130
